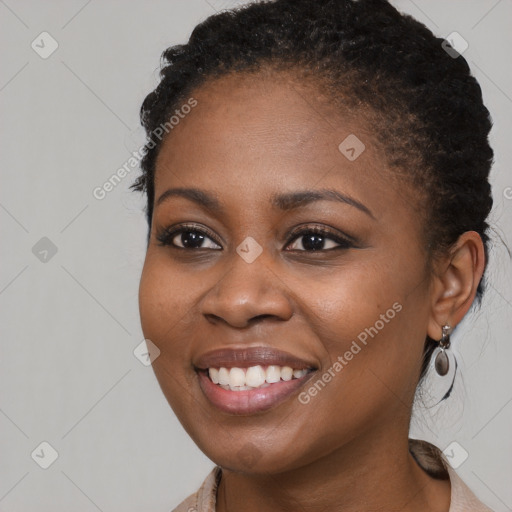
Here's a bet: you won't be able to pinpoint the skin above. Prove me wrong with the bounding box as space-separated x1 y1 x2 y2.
138 70 485 512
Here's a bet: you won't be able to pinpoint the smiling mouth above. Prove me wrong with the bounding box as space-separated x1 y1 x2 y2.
198 364 314 391
193 346 318 414
195 364 317 415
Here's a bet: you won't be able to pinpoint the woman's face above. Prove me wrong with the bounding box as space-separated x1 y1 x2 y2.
138 72 435 473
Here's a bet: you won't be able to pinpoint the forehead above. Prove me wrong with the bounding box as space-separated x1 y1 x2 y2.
162 72 344 164
153 71 414 220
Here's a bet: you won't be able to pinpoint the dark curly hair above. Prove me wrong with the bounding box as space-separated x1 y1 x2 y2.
131 0 494 384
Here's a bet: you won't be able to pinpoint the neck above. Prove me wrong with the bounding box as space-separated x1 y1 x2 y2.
216 426 451 512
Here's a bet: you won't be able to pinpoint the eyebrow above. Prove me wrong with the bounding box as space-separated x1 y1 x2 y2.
156 187 375 219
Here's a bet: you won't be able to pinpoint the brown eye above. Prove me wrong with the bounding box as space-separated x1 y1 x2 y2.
156 224 222 250
286 226 354 252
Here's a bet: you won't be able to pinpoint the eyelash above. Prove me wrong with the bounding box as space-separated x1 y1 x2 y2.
156 223 355 252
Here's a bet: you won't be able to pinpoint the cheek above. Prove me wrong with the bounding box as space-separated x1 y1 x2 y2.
304 257 429 404
137 253 204 423
304 258 410 344
138 252 197 344
137 253 205 398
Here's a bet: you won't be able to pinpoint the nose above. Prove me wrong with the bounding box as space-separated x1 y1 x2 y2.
200 249 294 329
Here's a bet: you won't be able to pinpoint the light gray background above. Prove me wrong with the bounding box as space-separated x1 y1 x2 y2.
1 0 511 510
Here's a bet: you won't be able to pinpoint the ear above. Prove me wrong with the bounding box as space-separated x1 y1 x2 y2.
427 231 486 341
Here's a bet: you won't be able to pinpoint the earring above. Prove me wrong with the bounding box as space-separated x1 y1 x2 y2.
422 324 458 407
434 324 452 376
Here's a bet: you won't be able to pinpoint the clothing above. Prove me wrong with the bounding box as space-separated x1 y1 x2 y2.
172 443 493 511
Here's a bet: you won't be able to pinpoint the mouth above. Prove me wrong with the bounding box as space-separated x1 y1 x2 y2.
194 347 317 415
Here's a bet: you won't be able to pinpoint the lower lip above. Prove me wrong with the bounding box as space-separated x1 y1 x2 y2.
197 370 315 415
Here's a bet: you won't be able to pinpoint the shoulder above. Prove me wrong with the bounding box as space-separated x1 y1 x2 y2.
409 439 494 512
445 462 494 511
171 466 222 512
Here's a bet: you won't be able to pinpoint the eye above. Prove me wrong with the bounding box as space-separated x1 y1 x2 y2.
286 225 354 252
156 224 222 250
156 223 355 252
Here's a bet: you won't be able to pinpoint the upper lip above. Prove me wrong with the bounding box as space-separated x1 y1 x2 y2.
194 346 317 370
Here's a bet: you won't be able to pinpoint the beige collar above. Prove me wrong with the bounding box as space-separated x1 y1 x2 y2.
173 442 493 511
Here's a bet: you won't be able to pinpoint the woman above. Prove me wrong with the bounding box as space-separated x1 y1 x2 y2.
131 0 495 510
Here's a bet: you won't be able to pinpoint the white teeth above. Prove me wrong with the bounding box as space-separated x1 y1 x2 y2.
229 367 246 387
265 365 281 384
281 366 293 381
218 367 230 385
209 368 219 384
208 364 310 390
246 365 266 387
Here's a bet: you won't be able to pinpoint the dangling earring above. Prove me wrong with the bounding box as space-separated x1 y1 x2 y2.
421 324 458 408
434 324 452 376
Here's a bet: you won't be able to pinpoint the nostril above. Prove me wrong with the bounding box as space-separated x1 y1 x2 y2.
204 313 275 328
251 314 274 322
204 313 224 325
